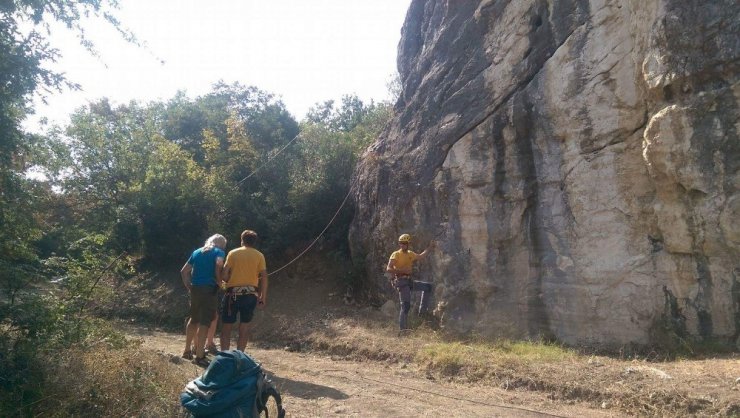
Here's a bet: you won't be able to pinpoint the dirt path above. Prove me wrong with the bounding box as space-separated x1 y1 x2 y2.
132 327 621 417
120 269 738 416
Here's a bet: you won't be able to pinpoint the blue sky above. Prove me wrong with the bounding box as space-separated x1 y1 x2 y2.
30 0 411 128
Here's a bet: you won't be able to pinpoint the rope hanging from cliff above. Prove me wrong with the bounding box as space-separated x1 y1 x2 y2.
235 132 302 187
229 131 357 277
267 179 355 277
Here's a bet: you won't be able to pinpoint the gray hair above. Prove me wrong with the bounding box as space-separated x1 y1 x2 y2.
203 234 227 252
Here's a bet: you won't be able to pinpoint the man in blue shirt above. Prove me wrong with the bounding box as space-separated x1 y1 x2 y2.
181 234 226 365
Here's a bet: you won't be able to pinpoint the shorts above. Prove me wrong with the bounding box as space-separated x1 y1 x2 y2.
190 285 218 325
221 293 258 324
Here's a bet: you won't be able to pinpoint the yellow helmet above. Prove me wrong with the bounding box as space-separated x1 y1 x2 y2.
398 234 412 243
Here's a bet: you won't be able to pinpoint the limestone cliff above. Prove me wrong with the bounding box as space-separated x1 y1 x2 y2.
349 0 739 346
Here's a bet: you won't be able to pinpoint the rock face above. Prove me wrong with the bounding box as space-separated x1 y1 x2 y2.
349 0 739 345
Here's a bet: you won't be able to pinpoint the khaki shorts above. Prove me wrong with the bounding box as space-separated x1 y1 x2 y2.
190 285 218 325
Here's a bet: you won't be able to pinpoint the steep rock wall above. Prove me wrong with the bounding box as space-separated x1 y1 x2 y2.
349 0 739 346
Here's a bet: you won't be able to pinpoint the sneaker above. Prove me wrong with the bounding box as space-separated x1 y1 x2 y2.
182 350 194 360
206 344 219 355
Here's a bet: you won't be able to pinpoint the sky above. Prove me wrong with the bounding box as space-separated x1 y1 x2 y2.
29 0 411 129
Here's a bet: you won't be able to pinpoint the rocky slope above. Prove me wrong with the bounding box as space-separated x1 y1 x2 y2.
349 0 739 346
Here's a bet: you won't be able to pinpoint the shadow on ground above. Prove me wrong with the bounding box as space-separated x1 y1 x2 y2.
268 374 349 400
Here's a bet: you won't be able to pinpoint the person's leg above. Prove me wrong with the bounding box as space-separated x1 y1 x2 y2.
220 292 236 351
185 287 207 357
398 281 411 330
206 314 218 351
236 294 259 351
220 323 233 351
184 317 196 357
194 290 217 359
195 323 209 359
237 322 252 351
210 290 226 349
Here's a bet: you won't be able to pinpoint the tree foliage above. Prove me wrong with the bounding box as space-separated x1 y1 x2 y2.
1 0 394 288
1 0 131 307
0 0 134 164
0 3 138 414
0 2 396 413
281 95 392 254
30 90 392 267
1 0 132 277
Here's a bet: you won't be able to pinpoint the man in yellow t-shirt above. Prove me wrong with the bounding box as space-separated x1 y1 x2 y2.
220 229 268 351
386 233 435 331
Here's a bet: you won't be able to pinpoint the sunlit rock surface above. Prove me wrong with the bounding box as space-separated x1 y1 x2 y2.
349 0 739 345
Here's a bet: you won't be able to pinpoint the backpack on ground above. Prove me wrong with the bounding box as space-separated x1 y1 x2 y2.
180 350 285 418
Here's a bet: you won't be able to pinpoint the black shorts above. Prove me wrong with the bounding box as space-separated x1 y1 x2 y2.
221 293 258 324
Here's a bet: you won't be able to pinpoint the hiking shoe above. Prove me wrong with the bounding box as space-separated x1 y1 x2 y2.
193 356 210 368
207 344 219 355
182 350 194 360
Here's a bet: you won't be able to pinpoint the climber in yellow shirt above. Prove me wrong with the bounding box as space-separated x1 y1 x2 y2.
386 233 435 331
220 229 268 351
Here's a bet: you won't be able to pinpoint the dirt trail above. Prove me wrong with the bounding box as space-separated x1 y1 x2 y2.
132 327 620 417
125 268 737 416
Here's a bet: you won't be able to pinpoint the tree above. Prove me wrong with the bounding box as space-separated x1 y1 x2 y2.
0 0 131 296
0 0 134 166
44 99 158 253
42 98 217 263
209 81 300 153
0 3 137 413
1 0 134 254
278 97 394 256
138 136 209 262
197 82 300 250
306 94 369 132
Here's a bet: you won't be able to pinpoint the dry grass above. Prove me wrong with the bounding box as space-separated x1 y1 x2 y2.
17 255 735 417
92 270 189 330
251 293 740 417
416 340 576 374
34 342 189 417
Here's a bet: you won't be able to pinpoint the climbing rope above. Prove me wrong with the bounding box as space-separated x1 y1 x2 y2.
235 133 302 187
267 178 355 277
228 129 356 277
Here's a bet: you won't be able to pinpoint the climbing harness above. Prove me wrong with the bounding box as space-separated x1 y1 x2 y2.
229 286 258 295
224 286 259 317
